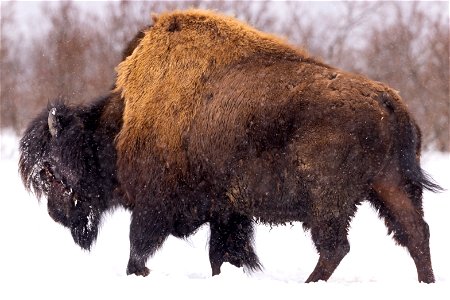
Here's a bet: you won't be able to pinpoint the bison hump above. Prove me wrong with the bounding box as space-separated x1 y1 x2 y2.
114 9 312 183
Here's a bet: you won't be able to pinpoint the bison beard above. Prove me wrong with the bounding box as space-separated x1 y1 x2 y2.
20 10 441 283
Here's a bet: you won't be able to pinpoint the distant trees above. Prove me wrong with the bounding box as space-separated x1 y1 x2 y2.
1 2 22 131
1 1 448 151
360 2 449 151
30 2 99 106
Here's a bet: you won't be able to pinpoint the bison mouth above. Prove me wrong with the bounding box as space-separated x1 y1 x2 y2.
35 162 77 227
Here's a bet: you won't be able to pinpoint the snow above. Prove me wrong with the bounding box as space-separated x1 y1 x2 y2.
1 131 449 299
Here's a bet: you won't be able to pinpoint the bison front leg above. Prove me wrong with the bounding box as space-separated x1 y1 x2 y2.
126 206 169 277
209 213 261 276
306 225 350 283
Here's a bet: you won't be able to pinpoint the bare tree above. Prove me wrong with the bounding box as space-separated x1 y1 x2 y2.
361 2 449 151
28 2 98 105
282 1 384 70
0 2 21 131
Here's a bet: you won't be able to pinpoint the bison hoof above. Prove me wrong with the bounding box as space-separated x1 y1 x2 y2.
127 264 150 277
135 267 150 277
211 266 221 276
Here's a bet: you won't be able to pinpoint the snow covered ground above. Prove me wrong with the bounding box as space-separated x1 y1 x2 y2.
1 131 449 299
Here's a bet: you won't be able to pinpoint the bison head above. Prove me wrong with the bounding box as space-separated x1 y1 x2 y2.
19 101 107 250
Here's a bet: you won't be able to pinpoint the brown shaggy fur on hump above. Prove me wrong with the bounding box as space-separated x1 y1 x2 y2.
114 9 407 196
114 10 314 177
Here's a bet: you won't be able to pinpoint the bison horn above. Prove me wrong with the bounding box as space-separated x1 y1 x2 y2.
48 108 58 137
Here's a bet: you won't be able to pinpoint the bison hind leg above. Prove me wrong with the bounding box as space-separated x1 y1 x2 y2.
369 173 435 283
209 213 262 276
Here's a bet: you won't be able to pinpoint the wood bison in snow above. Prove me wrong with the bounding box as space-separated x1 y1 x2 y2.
19 10 442 283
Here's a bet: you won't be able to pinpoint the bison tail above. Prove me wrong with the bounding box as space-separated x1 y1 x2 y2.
381 92 443 194
418 171 444 193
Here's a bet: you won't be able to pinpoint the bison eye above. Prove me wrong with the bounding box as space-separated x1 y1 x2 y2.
40 161 79 207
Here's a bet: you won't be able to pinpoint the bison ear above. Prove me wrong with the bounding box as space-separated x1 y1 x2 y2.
48 107 61 138
151 12 159 25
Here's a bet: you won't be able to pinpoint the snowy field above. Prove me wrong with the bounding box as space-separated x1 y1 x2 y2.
1 131 449 299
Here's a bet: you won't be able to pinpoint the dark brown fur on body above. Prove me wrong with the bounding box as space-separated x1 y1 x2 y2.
115 10 441 283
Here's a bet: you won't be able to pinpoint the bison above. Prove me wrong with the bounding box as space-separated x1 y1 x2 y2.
19 9 441 283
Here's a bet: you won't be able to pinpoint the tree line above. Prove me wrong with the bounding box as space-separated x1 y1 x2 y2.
1 1 448 151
